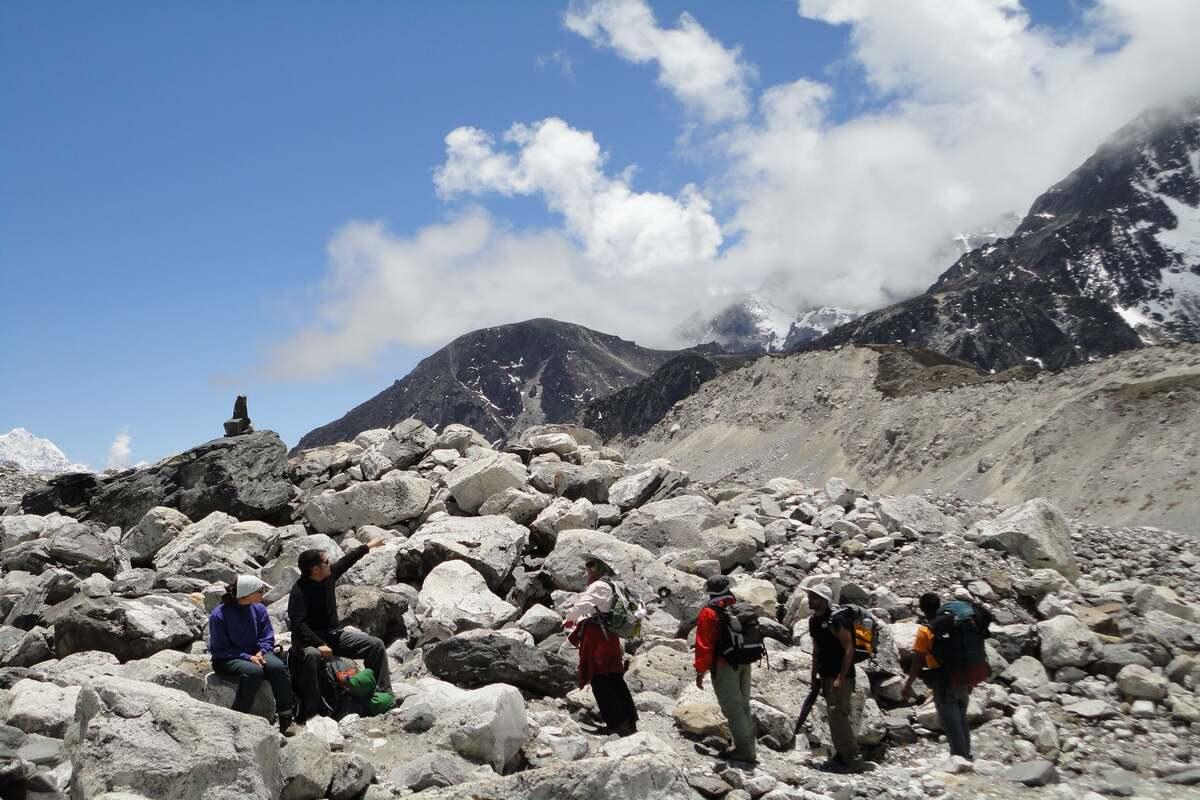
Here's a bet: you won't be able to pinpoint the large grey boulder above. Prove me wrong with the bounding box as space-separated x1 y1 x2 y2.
415 754 697 800
403 516 528 590
280 731 333 800
335 585 409 643
444 453 527 514
389 751 479 792
66 676 283 800
425 630 576 697
416 561 518 636
51 430 291 530
327 752 375 800
121 506 191 565
530 498 598 550
303 476 432 535
153 512 277 584
359 420 437 480
874 495 954 535
287 441 363 483
45 522 125 578
478 487 552 526
1038 615 1100 669
977 498 1079 580
607 460 682 510
0 515 48 550
610 495 726 556
52 593 205 662
402 677 529 773
543 530 705 627
5 679 81 737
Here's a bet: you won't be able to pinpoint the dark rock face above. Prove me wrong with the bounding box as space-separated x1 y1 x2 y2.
810 100 1200 371
21 431 290 530
294 318 678 453
581 353 756 440
423 630 577 697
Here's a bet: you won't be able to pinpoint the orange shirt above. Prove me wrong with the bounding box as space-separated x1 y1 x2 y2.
913 624 940 669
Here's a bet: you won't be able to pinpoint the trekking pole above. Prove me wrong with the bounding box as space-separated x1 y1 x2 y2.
794 683 822 734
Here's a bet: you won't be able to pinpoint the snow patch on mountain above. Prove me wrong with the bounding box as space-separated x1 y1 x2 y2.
676 295 859 353
0 428 89 474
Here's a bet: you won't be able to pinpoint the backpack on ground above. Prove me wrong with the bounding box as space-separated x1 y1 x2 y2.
711 601 767 666
598 578 644 639
831 605 880 663
929 600 992 687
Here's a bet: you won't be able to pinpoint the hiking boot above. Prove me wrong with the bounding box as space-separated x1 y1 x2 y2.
715 748 758 767
615 721 638 737
278 711 296 737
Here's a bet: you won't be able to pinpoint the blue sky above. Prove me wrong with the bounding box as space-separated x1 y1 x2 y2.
3 1 1195 470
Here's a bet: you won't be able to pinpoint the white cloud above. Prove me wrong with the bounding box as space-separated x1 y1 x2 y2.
434 117 721 276
536 49 575 79
107 429 132 469
263 0 1200 378
565 0 753 122
263 209 722 380
711 0 1200 312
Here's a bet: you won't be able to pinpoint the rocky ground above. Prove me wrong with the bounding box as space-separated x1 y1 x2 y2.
625 343 1200 534
0 418 1198 799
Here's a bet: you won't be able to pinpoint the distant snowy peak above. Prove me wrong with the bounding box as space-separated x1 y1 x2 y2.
676 296 859 353
0 428 88 474
783 306 862 350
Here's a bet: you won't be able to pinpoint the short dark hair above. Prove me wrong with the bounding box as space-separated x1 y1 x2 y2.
298 549 329 578
919 592 941 619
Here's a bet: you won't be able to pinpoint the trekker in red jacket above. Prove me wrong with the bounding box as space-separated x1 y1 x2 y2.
694 575 756 764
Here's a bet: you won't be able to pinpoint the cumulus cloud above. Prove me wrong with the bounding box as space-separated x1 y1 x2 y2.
263 0 1200 378
564 0 753 122
107 429 132 469
434 117 721 276
711 0 1200 312
263 209 722 380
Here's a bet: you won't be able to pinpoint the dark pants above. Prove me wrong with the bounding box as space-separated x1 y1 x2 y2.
297 629 390 719
214 652 292 715
590 672 638 730
933 682 972 759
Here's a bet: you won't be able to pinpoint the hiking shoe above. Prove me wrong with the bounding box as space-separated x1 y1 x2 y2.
715 749 758 767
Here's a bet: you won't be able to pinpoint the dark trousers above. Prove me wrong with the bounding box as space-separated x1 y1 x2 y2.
590 672 638 730
933 682 972 758
297 629 390 718
214 652 292 715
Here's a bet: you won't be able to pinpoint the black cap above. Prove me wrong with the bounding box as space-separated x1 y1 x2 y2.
705 574 731 596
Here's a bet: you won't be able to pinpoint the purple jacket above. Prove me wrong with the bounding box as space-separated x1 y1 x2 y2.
209 602 275 662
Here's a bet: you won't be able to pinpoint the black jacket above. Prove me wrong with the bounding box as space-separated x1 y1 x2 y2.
287 544 369 647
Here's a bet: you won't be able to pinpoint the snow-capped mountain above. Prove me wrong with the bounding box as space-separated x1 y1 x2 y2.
782 307 862 350
814 99 1200 370
676 295 859 353
0 428 88 474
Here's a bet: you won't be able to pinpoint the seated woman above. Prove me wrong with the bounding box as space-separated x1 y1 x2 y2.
209 575 294 735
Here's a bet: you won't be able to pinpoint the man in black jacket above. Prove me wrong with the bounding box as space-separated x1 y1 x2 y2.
288 537 388 720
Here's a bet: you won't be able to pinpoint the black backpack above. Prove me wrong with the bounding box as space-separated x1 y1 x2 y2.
711 601 767 666
929 601 992 675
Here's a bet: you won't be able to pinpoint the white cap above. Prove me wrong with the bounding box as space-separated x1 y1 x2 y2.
805 583 834 604
235 575 270 599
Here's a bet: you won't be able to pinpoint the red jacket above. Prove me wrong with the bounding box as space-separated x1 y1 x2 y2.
694 595 735 673
568 620 626 687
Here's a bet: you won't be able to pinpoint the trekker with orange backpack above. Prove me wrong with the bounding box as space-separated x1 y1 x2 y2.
901 592 992 760
807 584 867 774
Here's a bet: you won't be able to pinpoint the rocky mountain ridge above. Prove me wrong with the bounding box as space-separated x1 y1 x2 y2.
0 416 1198 798
675 296 859 354
294 319 680 453
809 99 1200 371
